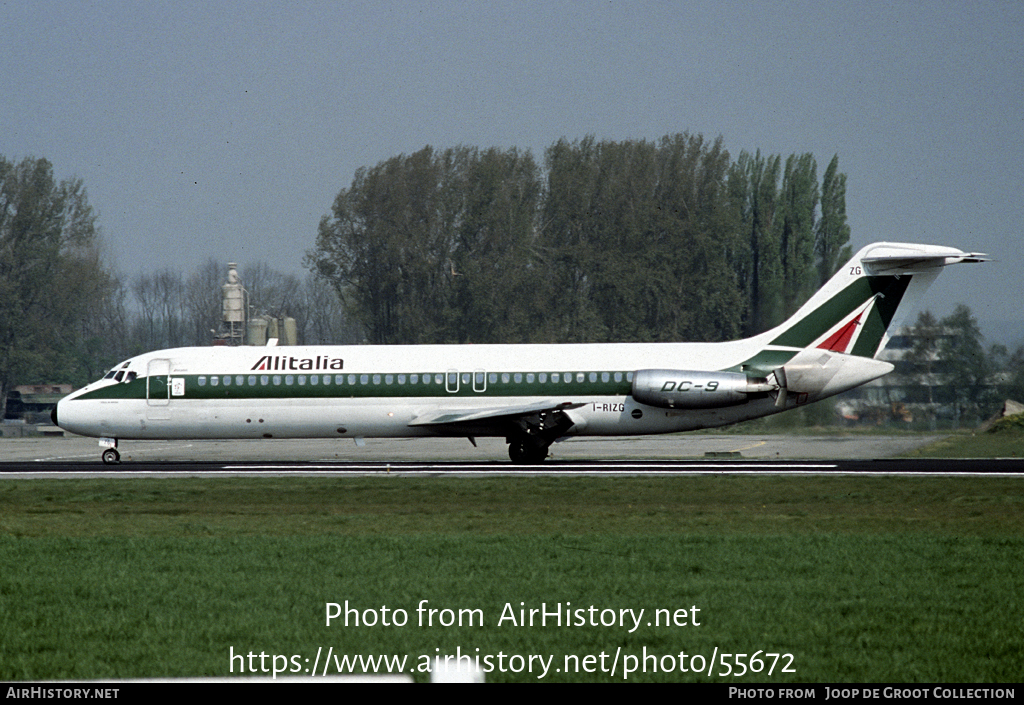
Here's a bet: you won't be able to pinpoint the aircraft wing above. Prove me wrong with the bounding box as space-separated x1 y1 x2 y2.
408 400 585 427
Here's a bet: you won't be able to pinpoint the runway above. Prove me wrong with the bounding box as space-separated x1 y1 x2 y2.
0 432 952 462
2 457 1023 479
2 434 1022 478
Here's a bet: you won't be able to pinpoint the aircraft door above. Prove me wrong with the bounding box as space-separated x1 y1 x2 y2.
473 369 487 393
147 359 171 406
446 369 459 394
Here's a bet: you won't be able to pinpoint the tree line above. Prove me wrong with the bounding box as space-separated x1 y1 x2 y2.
95 261 355 363
1 156 109 417
896 306 1024 428
0 155 356 417
308 135 852 345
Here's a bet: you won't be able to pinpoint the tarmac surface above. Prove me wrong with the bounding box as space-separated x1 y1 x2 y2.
0 432 944 464
5 432 1023 477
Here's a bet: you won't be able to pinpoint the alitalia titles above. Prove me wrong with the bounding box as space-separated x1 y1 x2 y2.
251 355 344 372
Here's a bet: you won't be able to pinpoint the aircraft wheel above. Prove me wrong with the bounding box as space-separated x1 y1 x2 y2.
102 448 121 465
509 441 526 464
509 438 549 464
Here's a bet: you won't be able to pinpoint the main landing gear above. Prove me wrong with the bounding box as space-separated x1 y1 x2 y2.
508 435 551 464
506 408 575 464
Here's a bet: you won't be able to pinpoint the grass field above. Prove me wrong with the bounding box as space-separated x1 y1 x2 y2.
1 473 1022 682
902 429 1024 459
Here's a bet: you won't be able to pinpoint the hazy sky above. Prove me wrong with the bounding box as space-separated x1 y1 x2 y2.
3 1 1022 338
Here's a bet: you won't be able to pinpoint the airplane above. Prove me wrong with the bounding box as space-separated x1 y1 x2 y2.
53 242 985 464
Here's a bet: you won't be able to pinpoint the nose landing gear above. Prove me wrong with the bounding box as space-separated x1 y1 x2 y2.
100 438 120 465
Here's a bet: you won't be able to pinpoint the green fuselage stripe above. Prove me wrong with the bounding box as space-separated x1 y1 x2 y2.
75 372 636 402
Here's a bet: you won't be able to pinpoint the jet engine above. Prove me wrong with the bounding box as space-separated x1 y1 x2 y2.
631 369 774 409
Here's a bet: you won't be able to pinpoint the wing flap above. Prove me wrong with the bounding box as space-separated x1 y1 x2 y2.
408 400 584 427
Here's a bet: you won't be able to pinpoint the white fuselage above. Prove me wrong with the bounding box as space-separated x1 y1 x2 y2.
56 336 791 442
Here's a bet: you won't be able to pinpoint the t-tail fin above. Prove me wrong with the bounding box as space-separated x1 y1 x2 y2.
763 242 987 359
748 242 986 408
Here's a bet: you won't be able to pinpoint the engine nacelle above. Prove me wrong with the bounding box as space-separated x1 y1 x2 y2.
631 369 756 409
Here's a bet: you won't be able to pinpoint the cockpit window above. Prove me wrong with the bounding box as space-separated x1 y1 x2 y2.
102 360 132 381
125 371 137 382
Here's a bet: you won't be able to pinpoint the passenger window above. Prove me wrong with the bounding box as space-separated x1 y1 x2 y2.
211 377 219 386
249 376 257 386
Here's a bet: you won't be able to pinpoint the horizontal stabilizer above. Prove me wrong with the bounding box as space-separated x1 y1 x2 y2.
861 243 989 274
